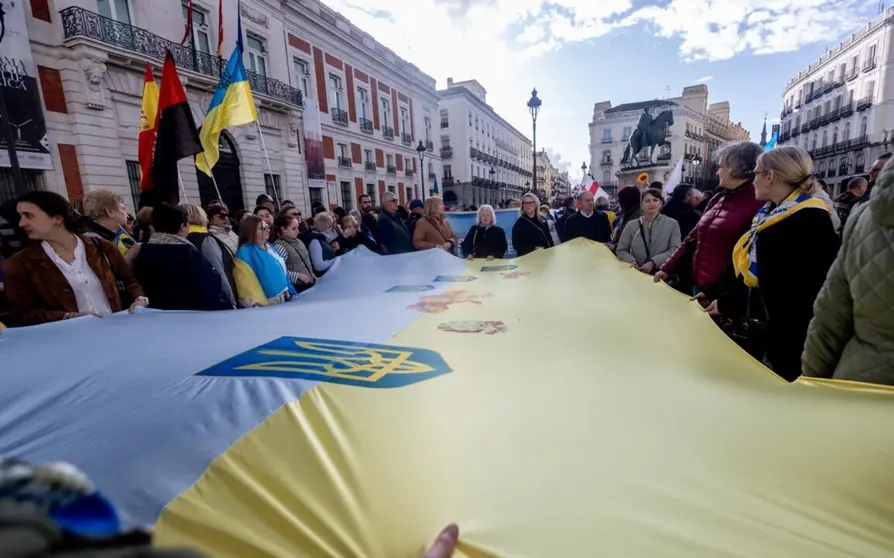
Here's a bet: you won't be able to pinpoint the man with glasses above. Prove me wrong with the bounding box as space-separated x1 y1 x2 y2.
860 152 892 203
376 192 412 255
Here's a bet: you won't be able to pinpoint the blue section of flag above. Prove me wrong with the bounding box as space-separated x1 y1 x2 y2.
763 131 778 151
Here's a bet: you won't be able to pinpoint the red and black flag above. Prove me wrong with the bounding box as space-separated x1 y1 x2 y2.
150 50 201 206
181 0 193 45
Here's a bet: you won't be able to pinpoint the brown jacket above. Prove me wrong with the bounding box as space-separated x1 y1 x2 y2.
413 217 457 251
4 236 144 326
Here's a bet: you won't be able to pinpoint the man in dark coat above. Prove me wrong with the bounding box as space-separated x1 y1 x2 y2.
563 191 612 243
376 192 413 254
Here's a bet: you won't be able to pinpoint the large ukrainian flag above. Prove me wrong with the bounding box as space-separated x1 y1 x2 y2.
195 5 257 176
2 240 894 557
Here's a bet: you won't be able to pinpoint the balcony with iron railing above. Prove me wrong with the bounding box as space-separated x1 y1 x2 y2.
440 147 453 159
364 162 376 172
792 127 801 137
470 147 479 159
857 96 873 111
383 126 395 140
332 108 349 125
840 102 854 117
337 156 352 168
60 7 303 108
425 140 434 152
601 137 613 144
404 168 414 178
359 118 374 133
846 68 858 81
386 165 397 175
429 172 436 180
443 176 455 186
809 117 819 130
440 119 449 129
401 133 412 145
863 58 877 72
601 157 613 166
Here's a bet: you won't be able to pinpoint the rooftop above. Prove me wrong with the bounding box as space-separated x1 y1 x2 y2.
604 100 677 114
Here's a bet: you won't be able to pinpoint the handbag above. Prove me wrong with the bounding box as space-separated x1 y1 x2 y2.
91 237 132 307
717 288 768 360
637 219 656 275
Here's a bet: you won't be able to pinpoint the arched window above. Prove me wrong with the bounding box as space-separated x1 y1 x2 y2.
832 126 839 145
855 152 866 172
812 133 818 150
822 130 828 147
839 158 849 175
602 170 611 184
818 161 827 176
860 115 869 137
807 108 813 120
844 122 851 141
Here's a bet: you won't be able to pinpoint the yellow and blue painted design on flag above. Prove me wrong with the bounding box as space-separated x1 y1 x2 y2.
433 275 477 282
386 284 435 292
198 336 451 388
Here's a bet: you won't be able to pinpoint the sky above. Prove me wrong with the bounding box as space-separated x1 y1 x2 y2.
326 0 883 178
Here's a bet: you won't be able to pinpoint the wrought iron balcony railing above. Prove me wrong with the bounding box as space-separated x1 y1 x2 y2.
364 161 376 172
383 126 395 140
332 108 349 125
401 133 412 145
440 119 449 128
440 147 453 159
429 172 436 180
386 165 397 175
337 156 352 168
359 118 374 133
60 7 303 108
425 140 434 152
857 96 873 111
404 168 414 177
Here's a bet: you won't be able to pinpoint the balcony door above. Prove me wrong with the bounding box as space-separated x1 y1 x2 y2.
98 0 131 23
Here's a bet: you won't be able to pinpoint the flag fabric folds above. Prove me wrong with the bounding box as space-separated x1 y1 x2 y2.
195 8 258 177
137 63 158 192
216 0 224 58
181 0 193 45
764 130 779 151
151 50 202 204
3 241 894 556
663 157 685 196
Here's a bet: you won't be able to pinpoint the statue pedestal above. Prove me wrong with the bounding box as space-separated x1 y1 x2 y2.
616 160 675 189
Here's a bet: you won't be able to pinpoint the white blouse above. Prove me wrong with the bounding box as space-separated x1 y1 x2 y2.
43 237 113 316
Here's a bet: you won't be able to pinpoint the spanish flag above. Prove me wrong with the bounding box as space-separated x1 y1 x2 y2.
137 63 158 191
196 5 257 177
151 50 202 204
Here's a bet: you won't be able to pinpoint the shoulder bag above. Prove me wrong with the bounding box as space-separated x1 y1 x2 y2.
91 237 132 307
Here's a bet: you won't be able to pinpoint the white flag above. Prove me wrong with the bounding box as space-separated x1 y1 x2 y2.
663 158 684 196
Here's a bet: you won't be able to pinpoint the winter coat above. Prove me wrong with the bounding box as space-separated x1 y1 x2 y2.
661 196 701 239
803 166 894 385
413 217 457 252
616 215 681 269
661 183 763 295
563 211 612 243
462 225 508 259
512 214 554 256
376 211 412 254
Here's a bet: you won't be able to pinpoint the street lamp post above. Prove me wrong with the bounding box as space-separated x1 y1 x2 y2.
527 88 541 202
416 140 426 201
489 166 496 205
692 153 702 188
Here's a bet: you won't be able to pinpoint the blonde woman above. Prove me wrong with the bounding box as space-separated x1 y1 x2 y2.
81 190 136 256
413 197 458 253
461 204 507 259
303 212 338 275
511 192 553 256
183 203 237 307
704 145 839 381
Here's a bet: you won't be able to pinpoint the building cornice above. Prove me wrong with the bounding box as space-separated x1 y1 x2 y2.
438 88 532 145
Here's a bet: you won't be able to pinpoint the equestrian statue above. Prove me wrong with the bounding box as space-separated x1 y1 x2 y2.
622 109 674 166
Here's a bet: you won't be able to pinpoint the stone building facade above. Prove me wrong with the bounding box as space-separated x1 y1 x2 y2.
3 0 440 215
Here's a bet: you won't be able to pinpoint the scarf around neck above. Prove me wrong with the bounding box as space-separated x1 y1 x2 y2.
236 243 295 299
732 189 828 287
148 232 194 246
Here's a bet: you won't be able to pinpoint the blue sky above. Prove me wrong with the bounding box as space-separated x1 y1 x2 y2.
329 0 880 177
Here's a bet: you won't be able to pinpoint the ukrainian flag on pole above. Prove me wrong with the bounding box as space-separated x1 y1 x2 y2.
196 2 258 176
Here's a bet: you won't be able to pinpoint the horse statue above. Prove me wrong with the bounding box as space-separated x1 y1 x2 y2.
622 110 674 166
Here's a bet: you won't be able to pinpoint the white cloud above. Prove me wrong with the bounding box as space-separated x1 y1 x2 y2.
694 76 713 83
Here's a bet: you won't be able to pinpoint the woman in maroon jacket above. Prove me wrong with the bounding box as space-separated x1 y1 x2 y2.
655 141 764 296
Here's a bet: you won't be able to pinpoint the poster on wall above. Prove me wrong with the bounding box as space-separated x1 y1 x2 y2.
0 0 52 170
303 97 325 189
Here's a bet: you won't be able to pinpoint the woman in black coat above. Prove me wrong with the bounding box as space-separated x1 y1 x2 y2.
462 204 508 259
512 193 554 257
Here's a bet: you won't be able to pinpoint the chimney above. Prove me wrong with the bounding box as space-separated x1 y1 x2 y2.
447 77 454 87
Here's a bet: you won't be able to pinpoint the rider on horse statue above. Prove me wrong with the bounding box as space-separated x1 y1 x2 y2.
636 109 652 144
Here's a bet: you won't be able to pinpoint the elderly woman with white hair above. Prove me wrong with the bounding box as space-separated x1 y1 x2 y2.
301 211 338 276
511 192 554 256
461 204 508 259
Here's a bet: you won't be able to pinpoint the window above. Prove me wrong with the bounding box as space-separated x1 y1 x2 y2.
98 0 131 23
847 89 855 105
832 126 839 145
293 58 311 100
443 165 453 178
822 130 828 147
357 87 369 120
834 95 841 110
441 137 451 148
865 80 876 100
381 98 391 126
844 121 851 141
869 44 877 63
475 116 478 130
839 63 846 80
337 143 348 158
860 116 868 137
366 183 376 203
851 54 859 71
246 35 267 76
826 70 834 84
399 106 409 134
428 162 434 176
264 174 282 209
424 117 431 141
602 170 611 183
468 112 472 126
811 133 817 150
182 4 211 54
602 129 612 142
807 108 813 120
340 182 353 210
309 187 323 205
125 160 140 209
406 186 413 201
386 154 393 166
824 100 831 113
329 74 343 111
440 109 449 128
622 126 632 141
387 185 395 194
364 149 373 163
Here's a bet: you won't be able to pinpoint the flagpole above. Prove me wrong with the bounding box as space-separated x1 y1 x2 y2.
200 152 224 203
177 169 189 203
255 120 280 208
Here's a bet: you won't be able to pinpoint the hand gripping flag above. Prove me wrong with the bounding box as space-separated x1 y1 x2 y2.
137 63 158 192
151 50 202 205
196 6 258 177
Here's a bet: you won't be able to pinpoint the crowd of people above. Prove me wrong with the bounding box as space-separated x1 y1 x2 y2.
0 141 891 386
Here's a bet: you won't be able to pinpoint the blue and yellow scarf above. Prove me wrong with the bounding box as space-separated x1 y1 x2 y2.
732 190 828 287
